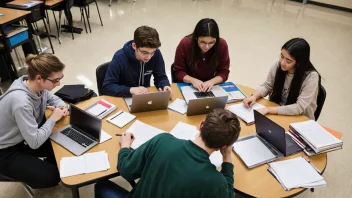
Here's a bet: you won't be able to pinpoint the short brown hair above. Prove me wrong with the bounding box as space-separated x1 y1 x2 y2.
201 109 241 149
134 26 161 48
25 53 65 80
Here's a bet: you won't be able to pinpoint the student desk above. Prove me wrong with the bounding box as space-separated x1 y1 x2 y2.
0 7 37 81
51 83 327 198
43 0 64 8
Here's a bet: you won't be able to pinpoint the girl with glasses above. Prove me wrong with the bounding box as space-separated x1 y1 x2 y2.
0 53 69 189
173 18 230 92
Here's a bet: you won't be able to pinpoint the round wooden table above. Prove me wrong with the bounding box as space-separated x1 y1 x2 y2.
51 83 327 198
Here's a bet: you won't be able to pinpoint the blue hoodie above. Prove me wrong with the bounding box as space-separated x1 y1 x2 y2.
102 40 170 97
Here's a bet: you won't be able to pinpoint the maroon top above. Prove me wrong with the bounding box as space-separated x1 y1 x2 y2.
173 37 230 82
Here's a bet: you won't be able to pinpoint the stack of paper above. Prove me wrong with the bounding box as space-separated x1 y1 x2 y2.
170 122 199 140
268 157 326 190
289 120 343 155
60 151 110 178
126 120 165 149
86 99 117 119
227 103 265 125
170 122 223 168
168 98 187 114
100 130 112 143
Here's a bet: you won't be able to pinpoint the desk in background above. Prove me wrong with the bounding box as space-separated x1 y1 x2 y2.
51 83 327 198
0 7 38 81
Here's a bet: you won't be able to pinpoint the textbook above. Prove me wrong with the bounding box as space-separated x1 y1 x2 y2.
85 99 117 119
288 125 343 156
6 1 42 9
289 120 343 155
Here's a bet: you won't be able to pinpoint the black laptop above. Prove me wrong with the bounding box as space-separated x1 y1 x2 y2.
254 110 302 156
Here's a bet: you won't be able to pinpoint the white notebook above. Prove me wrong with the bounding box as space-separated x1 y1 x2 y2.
107 110 136 128
60 151 110 178
268 156 326 190
290 120 342 153
85 99 117 119
168 98 187 115
169 122 223 168
126 120 165 149
227 103 265 125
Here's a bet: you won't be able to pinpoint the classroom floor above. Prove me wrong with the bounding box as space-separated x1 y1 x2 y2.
1 0 351 197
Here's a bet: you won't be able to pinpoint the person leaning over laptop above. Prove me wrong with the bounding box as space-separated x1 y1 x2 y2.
102 26 172 97
95 108 241 198
0 53 68 189
173 18 230 92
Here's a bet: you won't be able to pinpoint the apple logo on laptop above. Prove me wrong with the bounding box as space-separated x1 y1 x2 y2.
206 106 209 109
148 101 152 105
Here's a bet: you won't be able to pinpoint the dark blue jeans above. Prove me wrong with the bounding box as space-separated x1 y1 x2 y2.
95 180 129 198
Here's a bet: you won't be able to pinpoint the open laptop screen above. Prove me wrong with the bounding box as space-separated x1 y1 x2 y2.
70 104 101 141
254 110 286 154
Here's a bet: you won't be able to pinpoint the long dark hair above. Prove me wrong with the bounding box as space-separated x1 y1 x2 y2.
188 18 220 70
270 38 321 105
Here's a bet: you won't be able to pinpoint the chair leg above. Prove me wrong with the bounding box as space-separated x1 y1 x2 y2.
52 11 61 44
45 10 51 33
42 19 54 54
84 7 92 33
81 8 88 34
58 11 62 41
88 5 90 18
22 183 35 198
95 1 103 26
109 0 112 6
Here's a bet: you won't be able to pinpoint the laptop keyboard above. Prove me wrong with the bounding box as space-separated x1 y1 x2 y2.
61 128 94 147
194 91 215 98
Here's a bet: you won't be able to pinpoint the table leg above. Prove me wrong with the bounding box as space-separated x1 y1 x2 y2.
72 187 80 198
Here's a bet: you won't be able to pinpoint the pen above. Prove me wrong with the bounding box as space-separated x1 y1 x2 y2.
110 111 123 120
116 134 122 136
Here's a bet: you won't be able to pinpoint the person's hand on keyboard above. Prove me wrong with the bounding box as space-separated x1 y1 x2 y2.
190 78 204 91
159 86 172 99
119 132 135 149
49 107 66 122
130 86 149 95
202 80 214 92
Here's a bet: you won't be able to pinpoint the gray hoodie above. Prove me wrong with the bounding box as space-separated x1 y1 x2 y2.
0 75 66 149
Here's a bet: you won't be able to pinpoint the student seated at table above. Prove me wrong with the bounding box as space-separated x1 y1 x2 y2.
173 18 230 92
95 108 241 198
0 53 69 189
243 38 321 120
102 26 171 97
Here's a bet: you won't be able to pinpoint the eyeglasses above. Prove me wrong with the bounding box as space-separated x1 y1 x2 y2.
44 75 64 84
138 48 156 56
198 40 216 47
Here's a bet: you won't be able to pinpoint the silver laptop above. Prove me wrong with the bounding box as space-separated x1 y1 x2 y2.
186 96 228 116
50 104 101 156
124 91 170 113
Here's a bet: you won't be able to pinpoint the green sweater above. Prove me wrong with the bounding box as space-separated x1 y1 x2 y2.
118 133 234 198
